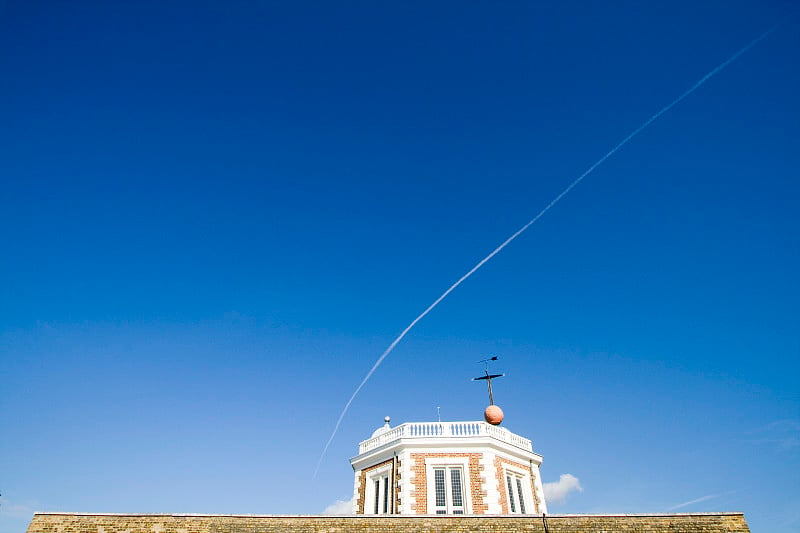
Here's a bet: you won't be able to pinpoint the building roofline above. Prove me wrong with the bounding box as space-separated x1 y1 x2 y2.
350 435 543 464
30 512 747 518
354 420 535 459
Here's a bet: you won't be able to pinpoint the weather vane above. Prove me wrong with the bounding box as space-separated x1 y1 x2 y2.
472 355 505 425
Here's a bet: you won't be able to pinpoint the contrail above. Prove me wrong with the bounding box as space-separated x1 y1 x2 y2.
313 25 777 478
667 493 721 511
667 490 737 511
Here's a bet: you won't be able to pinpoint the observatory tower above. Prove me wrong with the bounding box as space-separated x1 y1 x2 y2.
349 358 546 515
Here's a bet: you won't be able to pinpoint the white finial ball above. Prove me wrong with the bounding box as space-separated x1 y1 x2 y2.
384 416 391 424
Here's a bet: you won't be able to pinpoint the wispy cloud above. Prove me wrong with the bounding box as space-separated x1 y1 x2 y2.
765 419 800 431
668 492 728 511
0 496 34 518
743 419 800 451
543 474 583 504
322 497 354 515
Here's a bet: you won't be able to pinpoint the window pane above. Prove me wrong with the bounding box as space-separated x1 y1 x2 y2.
434 469 446 507
506 476 517 513
383 476 389 514
450 468 463 507
374 479 380 514
516 477 526 514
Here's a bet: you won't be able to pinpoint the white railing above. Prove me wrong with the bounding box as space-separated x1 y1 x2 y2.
358 421 533 454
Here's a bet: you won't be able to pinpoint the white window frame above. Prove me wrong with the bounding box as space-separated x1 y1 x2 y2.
425 457 471 515
364 465 392 515
504 468 531 514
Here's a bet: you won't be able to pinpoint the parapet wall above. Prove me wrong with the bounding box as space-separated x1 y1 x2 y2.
27 512 750 533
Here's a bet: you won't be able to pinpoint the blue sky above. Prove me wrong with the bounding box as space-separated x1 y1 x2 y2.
1 1 798 531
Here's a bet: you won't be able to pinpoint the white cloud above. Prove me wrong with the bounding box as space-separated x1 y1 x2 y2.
322 497 354 515
543 474 583 504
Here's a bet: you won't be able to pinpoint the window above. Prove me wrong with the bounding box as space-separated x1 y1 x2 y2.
425 458 471 515
372 476 389 514
505 472 527 514
432 466 465 514
366 468 391 514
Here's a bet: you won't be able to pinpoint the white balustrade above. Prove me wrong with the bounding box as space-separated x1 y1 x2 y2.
358 421 533 453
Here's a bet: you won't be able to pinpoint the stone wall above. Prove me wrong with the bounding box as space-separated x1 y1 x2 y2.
27 512 750 533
